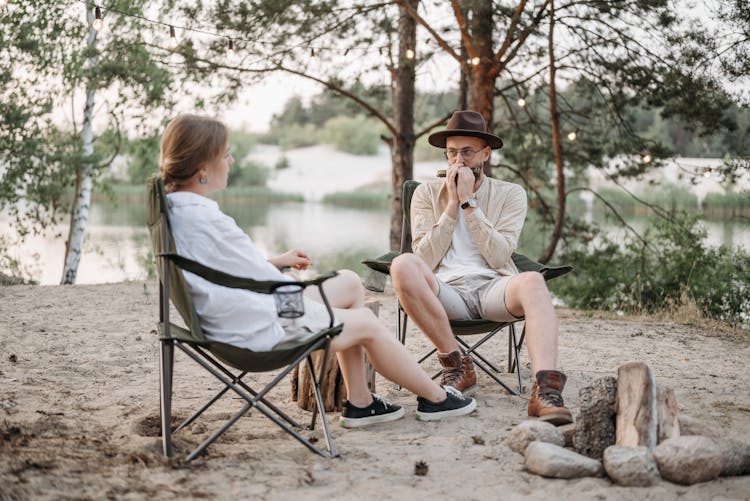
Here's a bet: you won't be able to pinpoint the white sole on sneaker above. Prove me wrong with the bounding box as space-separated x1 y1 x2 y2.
415 398 477 421
339 406 406 428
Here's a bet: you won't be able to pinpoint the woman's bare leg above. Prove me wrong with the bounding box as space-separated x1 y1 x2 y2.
331 306 446 406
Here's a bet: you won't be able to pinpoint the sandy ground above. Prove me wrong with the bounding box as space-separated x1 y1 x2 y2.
1 281 749 500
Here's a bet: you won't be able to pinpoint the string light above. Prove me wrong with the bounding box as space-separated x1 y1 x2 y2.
405 48 415 59
471 56 480 65
226 39 234 56
703 167 712 177
567 131 577 141
642 154 652 164
92 6 104 31
168 25 178 49
74 0 400 58
517 97 526 107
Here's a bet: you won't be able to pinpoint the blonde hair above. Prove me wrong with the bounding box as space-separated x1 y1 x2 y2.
159 114 228 192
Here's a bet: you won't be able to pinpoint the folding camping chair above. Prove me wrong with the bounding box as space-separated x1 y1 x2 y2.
363 180 572 396
146 176 344 461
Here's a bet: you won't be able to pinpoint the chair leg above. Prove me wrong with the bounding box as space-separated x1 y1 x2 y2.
398 303 408 345
307 347 338 457
510 324 525 394
159 340 174 458
472 357 520 396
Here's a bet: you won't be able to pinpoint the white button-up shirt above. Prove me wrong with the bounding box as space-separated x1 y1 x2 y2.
167 191 289 351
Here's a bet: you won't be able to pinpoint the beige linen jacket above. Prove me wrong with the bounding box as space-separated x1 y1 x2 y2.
410 176 528 277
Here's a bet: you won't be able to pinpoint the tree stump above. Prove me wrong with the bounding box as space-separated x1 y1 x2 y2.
615 362 657 449
656 384 680 443
290 300 378 412
575 376 617 459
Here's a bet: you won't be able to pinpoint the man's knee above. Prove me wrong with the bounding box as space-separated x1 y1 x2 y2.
390 253 422 282
391 253 434 294
513 271 552 302
517 271 547 289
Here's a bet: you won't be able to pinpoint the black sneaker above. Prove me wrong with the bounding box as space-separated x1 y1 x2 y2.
339 394 405 428
416 385 476 421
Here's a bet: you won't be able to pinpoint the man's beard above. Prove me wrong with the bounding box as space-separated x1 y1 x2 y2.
469 161 484 181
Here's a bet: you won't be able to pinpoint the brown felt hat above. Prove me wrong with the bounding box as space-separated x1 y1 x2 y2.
428 110 503 149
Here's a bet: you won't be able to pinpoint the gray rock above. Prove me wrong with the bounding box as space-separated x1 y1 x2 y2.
575 376 617 459
506 420 565 454
559 423 576 448
653 436 723 485
603 445 661 486
524 441 604 479
717 438 750 476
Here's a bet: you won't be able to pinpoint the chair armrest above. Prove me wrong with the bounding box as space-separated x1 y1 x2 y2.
511 253 573 282
158 252 338 294
362 251 401 275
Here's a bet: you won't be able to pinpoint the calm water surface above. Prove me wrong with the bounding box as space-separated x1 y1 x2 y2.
3 199 749 285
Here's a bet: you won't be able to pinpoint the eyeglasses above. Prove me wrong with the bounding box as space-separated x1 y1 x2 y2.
444 147 485 160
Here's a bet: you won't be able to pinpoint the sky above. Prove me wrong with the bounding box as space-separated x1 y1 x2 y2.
219 73 323 133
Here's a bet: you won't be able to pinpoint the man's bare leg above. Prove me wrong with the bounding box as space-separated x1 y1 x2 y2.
390 253 459 353
503 271 558 375
503 271 571 425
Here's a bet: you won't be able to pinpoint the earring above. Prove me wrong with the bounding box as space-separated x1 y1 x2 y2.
199 175 208 185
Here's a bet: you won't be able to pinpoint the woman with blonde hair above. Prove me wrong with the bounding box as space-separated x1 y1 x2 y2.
159 114 476 427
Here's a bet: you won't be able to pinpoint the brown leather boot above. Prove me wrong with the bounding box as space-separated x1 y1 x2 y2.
437 350 477 394
528 370 573 426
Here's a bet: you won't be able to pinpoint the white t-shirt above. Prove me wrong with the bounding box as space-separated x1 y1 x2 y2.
167 191 289 351
435 200 496 283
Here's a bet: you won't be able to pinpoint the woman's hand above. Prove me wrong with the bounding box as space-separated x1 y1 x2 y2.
270 249 312 271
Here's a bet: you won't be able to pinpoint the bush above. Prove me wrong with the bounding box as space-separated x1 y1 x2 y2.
322 115 382 155
553 215 750 329
278 123 321 150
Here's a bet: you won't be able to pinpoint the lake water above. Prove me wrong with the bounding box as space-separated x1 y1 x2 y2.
3 198 749 285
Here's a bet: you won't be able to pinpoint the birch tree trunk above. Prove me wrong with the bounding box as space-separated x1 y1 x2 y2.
388 0 417 251
61 9 98 285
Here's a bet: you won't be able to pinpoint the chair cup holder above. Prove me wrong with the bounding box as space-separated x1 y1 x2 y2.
274 285 305 319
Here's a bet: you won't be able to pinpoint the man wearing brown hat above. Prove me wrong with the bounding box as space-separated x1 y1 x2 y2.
390 110 572 425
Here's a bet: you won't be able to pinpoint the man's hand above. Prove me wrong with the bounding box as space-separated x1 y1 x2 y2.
444 163 476 208
270 249 312 270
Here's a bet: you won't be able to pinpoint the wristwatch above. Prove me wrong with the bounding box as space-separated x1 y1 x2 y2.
460 197 478 210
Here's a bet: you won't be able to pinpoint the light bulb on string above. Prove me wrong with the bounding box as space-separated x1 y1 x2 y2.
642 154 652 164
517 97 526 107
703 167 712 178
92 6 104 31
168 25 178 49
226 39 234 56
471 56 480 66
405 48 415 59
567 131 577 142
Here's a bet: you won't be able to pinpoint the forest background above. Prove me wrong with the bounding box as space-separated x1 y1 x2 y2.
0 0 748 331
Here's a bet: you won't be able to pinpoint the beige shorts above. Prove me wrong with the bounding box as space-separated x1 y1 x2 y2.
436 273 522 323
274 295 338 349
